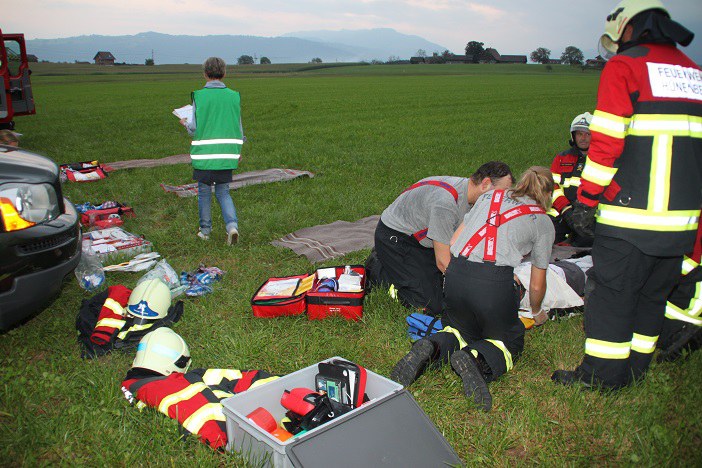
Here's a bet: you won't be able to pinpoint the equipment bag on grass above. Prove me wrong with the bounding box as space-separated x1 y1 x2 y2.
407 313 443 342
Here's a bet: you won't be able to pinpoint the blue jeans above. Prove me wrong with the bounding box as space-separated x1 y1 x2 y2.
197 182 238 235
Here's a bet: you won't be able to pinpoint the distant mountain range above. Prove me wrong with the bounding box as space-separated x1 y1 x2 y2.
26 29 447 64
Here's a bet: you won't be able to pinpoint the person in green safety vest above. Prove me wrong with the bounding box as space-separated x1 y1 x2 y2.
181 57 244 245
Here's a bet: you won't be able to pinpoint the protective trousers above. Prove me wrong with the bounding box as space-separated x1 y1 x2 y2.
439 258 524 380
372 220 444 316
659 266 702 351
576 235 681 388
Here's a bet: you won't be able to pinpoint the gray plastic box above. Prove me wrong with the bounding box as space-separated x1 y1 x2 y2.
222 357 462 467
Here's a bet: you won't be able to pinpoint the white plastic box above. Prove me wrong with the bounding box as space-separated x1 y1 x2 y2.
222 357 462 467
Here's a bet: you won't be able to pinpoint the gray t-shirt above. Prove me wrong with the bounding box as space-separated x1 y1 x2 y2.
450 190 555 268
381 176 470 248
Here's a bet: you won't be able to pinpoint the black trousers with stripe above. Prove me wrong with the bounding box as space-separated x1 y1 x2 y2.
371 220 444 316
576 235 681 387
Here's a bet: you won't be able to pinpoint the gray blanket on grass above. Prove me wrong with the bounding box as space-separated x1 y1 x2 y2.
272 215 380 263
160 168 315 197
107 153 191 170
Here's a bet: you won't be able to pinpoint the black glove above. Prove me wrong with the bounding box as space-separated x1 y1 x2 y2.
570 201 596 238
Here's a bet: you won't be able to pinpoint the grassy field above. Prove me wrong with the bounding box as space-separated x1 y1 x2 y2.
1 62 700 466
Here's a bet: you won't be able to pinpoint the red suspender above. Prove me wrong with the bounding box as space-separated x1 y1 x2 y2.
691 211 702 264
459 190 546 262
403 180 460 242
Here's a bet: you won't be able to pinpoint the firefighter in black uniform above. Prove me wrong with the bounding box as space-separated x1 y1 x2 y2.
552 0 701 389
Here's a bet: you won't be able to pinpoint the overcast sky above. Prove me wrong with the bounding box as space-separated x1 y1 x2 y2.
6 0 702 62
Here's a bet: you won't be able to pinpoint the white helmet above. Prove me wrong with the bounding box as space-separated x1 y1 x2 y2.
570 112 593 134
132 328 191 376
127 279 171 320
599 0 669 59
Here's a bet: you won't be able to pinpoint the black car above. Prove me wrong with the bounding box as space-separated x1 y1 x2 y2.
0 144 81 330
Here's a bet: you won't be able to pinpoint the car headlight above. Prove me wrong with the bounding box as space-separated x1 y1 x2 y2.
0 183 60 231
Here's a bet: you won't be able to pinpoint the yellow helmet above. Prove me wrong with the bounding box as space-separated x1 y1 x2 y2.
132 328 191 375
127 278 171 320
599 0 669 59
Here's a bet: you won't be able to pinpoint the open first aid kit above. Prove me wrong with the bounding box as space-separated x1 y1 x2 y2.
251 265 365 320
222 357 462 467
82 227 152 260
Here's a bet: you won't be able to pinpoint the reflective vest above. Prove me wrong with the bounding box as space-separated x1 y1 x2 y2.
459 190 546 261
578 43 702 256
121 368 278 450
190 87 243 171
401 180 459 242
549 146 586 215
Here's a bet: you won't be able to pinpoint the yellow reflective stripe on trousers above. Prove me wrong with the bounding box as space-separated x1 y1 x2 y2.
485 339 513 372
103 298 125 316
182 402 225 435
597 205 699 232
627 114 702 138
202 369 243 386
157 382 208 415
251 376 280 389
585 338 630 359
682 257 699 275
117 323 153 340
582 157 618 187
665 302 702 326
590 110 629 139
95 317 126 329
630 333 658 354
441 326 468 349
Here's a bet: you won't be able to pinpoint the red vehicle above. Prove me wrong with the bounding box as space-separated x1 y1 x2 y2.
0 29 35 130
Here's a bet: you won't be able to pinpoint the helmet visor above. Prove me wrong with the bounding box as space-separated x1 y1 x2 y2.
598 35 617 61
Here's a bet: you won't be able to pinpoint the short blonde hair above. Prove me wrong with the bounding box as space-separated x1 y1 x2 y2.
510 166 554 210
203 57 226 80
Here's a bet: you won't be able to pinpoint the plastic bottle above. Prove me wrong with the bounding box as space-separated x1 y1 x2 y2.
74 239 105 291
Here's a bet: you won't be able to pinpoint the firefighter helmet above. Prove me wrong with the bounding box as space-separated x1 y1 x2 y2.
132 327 191 375
570 112 593 134
599 0 669 59
127 278 171 320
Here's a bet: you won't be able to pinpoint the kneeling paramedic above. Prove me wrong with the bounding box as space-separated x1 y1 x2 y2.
552 0 701 389
366 161 514 316
549 112 594 247
391 167 555 411
121 328 277 450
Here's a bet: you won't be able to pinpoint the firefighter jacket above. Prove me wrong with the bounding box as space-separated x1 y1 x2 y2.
76 287 184 359
190 86 243 171
550 146 587 215
577 43 702 256
121 368 278 450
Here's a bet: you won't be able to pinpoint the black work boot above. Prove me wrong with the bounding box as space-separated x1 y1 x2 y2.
551 369 593 389
657 324 702 363
390 339 436 387
450 349 492 412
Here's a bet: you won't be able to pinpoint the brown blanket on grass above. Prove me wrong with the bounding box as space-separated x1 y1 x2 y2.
272 215 380 263
160 168 315 197
107 154 191 170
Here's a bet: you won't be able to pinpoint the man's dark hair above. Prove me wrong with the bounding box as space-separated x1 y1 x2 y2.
470 161 515 185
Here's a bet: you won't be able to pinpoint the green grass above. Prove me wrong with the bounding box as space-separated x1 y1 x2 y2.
2 63 700 466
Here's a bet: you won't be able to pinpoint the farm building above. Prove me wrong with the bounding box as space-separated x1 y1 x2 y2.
94 51 116 66
26 54 39 62
444 54 474 64
585 56 607 69
483 48 528 64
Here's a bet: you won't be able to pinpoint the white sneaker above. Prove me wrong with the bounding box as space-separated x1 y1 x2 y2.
197 231 210 241
227 227 239 245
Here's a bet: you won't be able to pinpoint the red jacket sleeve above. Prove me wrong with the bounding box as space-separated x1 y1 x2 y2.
549 154 570 214
91 285 132 345
577 58 635 207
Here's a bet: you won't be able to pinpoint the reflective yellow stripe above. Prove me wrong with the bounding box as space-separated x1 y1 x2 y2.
117 322 153 340
250 376 280 389
441 326 467 349
388 284 398 301
590 110 629 139
631 333 658 354
689 282 702 317
202 369 243 386
158 382 208 415
597 205 699 232
582 157 618 186
213 390 234 399
665 302 702 326
136 401 147 410
649 135 673 212
682 257 699 275
585 338 630 359
552 174 562 184
182 402 225 435
103 298 125 316
561 177 581 188
628 114 702 138
95 317 126 329
485 339 513 371
552 187 565 201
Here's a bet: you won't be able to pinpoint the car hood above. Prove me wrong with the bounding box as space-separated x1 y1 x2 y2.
0 146 59 185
